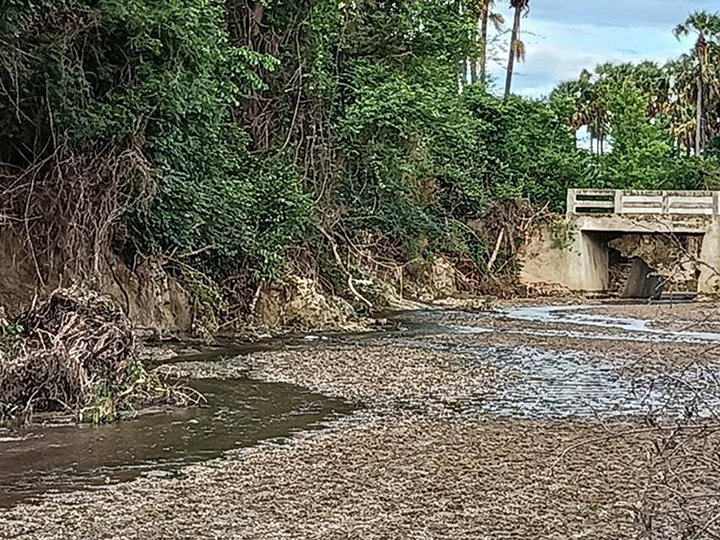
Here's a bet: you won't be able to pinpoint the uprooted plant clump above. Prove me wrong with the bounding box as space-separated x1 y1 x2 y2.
0 287 199 425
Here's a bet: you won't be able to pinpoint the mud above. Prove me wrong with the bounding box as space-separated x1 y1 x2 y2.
2 300 720 539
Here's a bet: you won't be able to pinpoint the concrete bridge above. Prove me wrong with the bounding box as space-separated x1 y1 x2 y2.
521 189 720 296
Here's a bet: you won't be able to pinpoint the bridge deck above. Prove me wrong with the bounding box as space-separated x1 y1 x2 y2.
567 189 720 217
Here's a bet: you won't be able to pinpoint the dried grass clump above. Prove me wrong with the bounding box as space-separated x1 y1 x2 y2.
0 287 195 423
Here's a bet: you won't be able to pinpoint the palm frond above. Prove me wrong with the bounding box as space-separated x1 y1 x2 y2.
489 12 505 31
513 39 526 62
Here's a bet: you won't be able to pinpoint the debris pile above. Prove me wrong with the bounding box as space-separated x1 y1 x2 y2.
0 287 193 423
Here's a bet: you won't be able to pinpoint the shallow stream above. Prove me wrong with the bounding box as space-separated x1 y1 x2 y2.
0 375 351 507
2 302 720 509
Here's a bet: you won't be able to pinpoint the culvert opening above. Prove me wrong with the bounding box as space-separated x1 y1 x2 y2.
606 233 703 298
608 245 632 295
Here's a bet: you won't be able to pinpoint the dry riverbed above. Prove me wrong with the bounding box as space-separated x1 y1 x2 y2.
2 300 720 539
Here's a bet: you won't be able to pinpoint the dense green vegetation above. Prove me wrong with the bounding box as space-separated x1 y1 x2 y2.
0 1 719 305
551 11 720 191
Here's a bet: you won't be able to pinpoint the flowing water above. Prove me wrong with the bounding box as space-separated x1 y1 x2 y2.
393 303 720 419
472 345 715 419
502 304 720 342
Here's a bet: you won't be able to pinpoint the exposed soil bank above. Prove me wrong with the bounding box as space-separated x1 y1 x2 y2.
0 232 468 339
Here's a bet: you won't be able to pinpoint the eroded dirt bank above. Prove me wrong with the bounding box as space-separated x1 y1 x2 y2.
2 300 720 539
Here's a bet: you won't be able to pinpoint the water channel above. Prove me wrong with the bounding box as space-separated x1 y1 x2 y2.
2 302 719 509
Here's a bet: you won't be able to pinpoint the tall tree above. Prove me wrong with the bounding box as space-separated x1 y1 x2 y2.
674 11 720 155
504 0 530 101
473 0 503 84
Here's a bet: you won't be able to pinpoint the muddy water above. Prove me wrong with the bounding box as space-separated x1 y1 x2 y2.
395 304 720 420
502 304 720 342
475 345 716 419
0 376 352 507
396 302 720 344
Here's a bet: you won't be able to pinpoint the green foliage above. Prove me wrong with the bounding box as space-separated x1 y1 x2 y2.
81 356 176 424
553 15 720 196
322 0 487 262
596 79 701 190
4 0 720 307
0 323 26 361
131 126 311 278
464 87 588 211
337 59 485 247
1 0 309 279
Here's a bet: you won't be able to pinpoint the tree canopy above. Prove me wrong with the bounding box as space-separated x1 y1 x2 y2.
0 1 718 289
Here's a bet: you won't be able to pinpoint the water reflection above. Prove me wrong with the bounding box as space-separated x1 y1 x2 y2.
0 377 352 507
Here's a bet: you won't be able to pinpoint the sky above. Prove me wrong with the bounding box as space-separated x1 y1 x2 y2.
487 0 720 97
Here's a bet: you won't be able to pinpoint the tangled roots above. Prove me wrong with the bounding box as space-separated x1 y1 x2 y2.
0 287 194 423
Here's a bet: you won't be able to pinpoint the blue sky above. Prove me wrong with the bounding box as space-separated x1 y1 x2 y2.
487 0 720 97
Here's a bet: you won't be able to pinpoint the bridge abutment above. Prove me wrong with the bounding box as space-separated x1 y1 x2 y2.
565 231 608 292
699 219 720 294
520 190 720 297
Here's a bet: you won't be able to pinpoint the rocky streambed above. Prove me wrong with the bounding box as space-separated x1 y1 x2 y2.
2 301 720 539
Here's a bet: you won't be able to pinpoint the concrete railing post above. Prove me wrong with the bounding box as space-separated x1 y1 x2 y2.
614 191 623 214
566 189 576 217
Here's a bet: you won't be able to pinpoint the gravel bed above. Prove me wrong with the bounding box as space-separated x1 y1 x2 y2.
245 345 509 406
157 343 510 408
0 413 653 540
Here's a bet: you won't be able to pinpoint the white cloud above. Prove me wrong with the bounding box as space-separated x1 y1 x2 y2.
502 44 634 97
485 1 718 97
529 0 717 29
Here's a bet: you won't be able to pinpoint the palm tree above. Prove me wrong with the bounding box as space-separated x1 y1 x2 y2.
474 0 504 83
673 11 720 155
550 79 588 149
632 61 669 117
504 0 530 101
551 68 607 154
580 69 609 155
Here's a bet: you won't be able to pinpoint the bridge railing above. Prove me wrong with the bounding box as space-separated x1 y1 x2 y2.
567 189 720 217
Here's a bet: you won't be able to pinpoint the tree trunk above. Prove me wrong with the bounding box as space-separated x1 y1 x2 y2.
250 2 265 38
470 36 478 85
696 74 704 156
456 0 467 90
504 6 522 101
479 6 489 83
